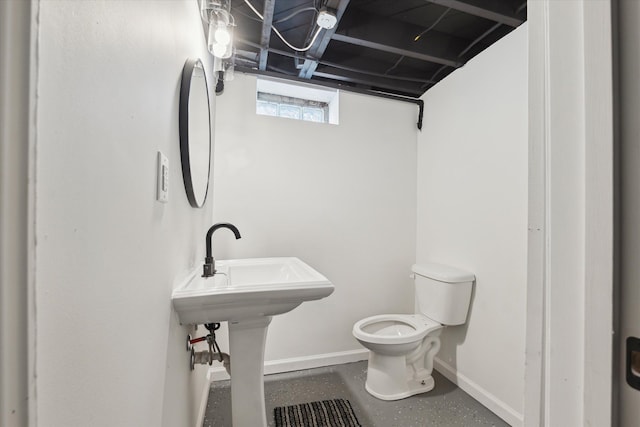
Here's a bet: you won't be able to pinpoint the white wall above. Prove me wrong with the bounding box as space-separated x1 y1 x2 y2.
212 74 417 363
416 24 528 425
35 1 213 426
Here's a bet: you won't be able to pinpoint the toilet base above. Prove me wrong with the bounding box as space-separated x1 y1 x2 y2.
363 350 437 401
365 374 435 401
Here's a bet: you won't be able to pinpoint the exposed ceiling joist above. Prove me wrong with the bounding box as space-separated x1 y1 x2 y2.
426 0 524 27
318 56 435 85
235 48 259 62
331 34 462 69
238 38 434 87
229 0 526 98
333 8 466 68
312 68 423 96
237 37 297 61
258 0 276 70
298 0 350 79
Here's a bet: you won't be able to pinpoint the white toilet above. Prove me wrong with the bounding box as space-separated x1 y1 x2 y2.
352 262 475 400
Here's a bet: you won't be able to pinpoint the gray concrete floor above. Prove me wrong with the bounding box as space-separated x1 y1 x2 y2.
203 361 510 427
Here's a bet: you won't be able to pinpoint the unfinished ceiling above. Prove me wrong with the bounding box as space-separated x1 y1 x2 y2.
230 0 527 99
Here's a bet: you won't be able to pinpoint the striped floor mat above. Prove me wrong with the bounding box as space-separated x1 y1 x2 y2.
274 398 362 427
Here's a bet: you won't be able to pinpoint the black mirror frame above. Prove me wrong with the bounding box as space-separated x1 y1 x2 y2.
179 58 212 208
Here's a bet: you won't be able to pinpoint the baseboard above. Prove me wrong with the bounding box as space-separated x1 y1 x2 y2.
434 358 524 427
195 369 213 427
209 349 369 382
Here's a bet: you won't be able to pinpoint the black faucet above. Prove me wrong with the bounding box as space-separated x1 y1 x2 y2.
203 223 241 277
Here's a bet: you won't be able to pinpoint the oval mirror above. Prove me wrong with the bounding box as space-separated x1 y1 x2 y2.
179 58 211 208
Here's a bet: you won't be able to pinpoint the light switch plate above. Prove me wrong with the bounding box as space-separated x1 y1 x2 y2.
157 151 169 203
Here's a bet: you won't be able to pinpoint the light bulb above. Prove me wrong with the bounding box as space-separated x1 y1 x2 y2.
214 26 231 45
211 43 228 58
207 18 233 59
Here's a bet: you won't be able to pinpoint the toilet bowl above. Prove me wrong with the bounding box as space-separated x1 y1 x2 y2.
352 262 474 401
353 314 443 400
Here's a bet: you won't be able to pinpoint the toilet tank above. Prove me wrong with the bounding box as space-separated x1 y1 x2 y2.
412 262 475 326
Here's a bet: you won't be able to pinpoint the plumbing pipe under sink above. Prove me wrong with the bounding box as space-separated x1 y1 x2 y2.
192 350 231 374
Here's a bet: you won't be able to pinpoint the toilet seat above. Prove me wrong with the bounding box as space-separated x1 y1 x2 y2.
352 314 442 345
352 314 444 400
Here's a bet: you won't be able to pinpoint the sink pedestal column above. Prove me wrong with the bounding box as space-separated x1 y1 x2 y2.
228 316 272 427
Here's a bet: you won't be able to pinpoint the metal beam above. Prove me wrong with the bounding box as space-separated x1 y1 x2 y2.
427 0 524 27
258 0 276 70
332 9 465 68
298 0 350 79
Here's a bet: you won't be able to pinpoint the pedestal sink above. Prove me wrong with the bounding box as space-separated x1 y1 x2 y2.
172 257 334 427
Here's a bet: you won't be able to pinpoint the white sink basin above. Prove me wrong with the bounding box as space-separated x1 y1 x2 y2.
172 257 334 325
172 257 333 427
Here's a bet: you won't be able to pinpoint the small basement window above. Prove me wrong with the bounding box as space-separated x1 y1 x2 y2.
256 77 339 124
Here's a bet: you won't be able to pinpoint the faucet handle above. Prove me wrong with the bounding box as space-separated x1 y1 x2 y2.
202 256 216 277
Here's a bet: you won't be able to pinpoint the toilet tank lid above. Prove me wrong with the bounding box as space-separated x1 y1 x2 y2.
412 262 475 283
